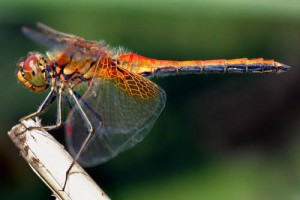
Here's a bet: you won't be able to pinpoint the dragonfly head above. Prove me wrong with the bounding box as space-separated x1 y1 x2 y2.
16 52 49 92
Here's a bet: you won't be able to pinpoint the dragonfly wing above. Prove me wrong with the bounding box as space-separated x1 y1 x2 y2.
22 23 79 49
36 22 83 41
65 68 166 167
22 23 107 59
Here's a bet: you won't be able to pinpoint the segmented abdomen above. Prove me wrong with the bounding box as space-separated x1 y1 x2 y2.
117 53 291 78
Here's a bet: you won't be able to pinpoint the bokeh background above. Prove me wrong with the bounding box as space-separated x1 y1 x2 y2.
1 0 300 199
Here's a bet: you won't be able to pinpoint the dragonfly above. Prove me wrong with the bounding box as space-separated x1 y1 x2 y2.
17 22 291 167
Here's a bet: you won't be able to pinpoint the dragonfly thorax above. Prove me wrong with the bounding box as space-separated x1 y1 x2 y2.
16 52 50 92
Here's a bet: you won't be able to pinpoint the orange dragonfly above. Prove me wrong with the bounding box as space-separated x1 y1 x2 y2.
17 23 291 167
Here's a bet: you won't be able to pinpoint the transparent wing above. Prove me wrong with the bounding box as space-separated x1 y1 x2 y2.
22 22 83 49
22 22 107 60
65 68 166 167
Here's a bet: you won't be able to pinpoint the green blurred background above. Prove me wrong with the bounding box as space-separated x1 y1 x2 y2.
1 0 300 199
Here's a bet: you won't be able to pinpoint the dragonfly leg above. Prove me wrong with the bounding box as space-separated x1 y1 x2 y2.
17 88 58 136
19 88 56 122
20 88 64 133
63 87 101 191
39 89 63 130
73 91 103 122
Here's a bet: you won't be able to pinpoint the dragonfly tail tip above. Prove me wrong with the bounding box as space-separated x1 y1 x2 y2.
280 63 291 72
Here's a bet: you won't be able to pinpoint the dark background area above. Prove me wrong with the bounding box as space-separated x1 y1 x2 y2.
1 0 300 199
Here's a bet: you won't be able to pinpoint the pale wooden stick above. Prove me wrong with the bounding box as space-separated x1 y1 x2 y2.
8 118 110 200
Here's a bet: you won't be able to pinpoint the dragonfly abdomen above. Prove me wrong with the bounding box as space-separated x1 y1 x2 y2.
152 58 290 77
117 54 290 78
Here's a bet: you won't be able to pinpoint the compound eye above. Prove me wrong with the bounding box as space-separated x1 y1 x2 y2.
19 53 47 88
23 54 39 74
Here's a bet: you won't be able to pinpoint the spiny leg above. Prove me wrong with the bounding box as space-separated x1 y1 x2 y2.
19 88 56 122
18 88 57 136
73 91 103 122
20 88 63 133
41 88 63 130
63 87 103 191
